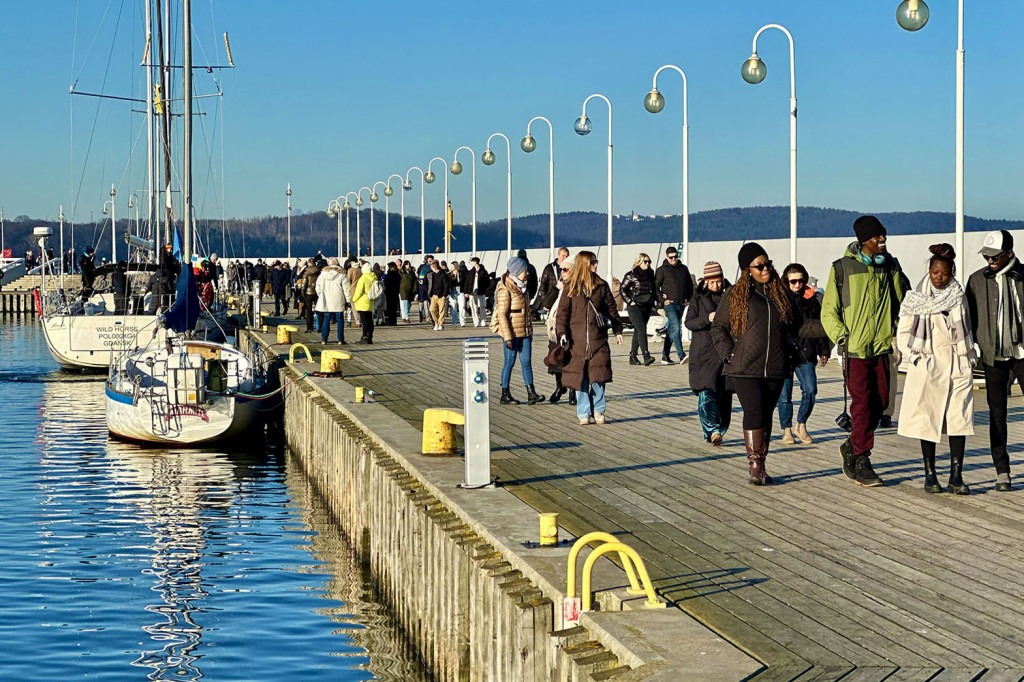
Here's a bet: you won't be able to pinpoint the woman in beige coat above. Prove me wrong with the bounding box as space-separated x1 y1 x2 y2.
896 244 976 494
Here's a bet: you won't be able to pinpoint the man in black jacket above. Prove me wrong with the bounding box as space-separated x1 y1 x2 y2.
426 261 451 330
537 247 569 311
463 257 490 327
269 260 292 316
966 229 1024 492
654 246 693 364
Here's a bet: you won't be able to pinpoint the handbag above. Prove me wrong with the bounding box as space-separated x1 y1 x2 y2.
588 298 609 331
543 344 569 369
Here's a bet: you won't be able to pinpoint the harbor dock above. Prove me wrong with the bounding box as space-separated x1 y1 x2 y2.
248 306 1024 682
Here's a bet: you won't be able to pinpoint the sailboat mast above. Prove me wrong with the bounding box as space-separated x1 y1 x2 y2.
144 0 155 254
157 0 172 246
182 0 192 262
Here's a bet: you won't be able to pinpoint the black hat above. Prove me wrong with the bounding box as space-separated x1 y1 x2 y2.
737 242 769 270
853 215 886 244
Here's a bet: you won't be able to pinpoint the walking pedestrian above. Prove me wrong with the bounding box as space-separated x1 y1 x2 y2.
315 257 347 344
269 261 291 316
621 253 658 366
822 216 907 487
494 257 541 405
776 263 832 445
898 243 975 494
399 261 416 323
298 257 321 334
966 229 1023 492
545 257 576 405
555 251 624 425
448 261 464 326
351 262 377 344
655 246 693 364
384 262 401 326
685 262 732 445
426 261 451 330
464 257 490 327
711 243 826 485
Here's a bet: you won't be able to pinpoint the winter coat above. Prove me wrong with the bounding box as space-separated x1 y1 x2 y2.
314 266 347 312
426 269 451 298
493 276 533 342
821 242 908 359
620 266 658 310
252 263 267 283
351 271 377 312
790 288 833 363
711 280 826 379
299 264 321 296
965 260 1024 365
537 261 562 309
896 290 975 442
655 259 694 307
555 279 624 390
399 270 417 301
464 265 490 296
384 270 402 301
684 283 728 392
269 267 291 295
525 262 539 302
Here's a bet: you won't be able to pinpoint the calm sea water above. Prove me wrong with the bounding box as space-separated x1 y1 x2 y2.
0 318 427 681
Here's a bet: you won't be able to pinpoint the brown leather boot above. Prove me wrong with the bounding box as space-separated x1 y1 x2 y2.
743 429 772 486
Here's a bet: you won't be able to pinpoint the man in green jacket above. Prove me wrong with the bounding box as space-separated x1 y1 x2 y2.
821 216 907 487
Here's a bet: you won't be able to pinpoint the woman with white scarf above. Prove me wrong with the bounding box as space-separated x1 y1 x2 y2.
896 244 976 494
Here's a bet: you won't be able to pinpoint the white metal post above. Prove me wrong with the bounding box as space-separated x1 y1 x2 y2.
406 167 425 257
453 146 477 256
650 65 690 267
955 0 965 277
110 184 117 263
58 206 65 287
581 95 613 282
387 173 405 259
286 183 292 260
428 157 448 258
372 180 387 262
357 186 371 259
526 117 555 263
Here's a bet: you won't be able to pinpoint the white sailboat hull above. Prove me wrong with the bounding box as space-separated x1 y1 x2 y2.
106 385 259 444
41 313 164 371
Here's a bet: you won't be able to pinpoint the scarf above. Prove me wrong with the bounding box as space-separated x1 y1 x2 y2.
899 276 973 359
992 258 1024 357
511 276 528 293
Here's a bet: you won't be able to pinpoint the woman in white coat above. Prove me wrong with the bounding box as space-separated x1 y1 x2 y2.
315 257 348 344
896 244 976 494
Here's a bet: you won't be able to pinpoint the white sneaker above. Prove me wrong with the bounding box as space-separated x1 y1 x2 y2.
433 324 440 331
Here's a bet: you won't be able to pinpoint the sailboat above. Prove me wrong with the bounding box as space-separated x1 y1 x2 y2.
105 0 266 445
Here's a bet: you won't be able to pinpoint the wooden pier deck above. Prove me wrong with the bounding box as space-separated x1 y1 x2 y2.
265 306 1024 681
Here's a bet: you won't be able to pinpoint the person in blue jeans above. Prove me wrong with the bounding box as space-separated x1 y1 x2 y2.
777 263 831 444
655 246 693 364
494 257 542 405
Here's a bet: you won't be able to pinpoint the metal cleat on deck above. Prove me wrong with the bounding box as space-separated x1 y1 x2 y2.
422 408 465 456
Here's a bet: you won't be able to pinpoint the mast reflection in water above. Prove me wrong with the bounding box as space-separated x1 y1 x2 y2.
0 320 427 681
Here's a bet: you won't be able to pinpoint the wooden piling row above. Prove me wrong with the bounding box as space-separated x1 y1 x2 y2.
0 290 37 316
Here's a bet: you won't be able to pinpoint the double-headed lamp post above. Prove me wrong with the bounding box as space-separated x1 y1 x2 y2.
645 64 691 267
575 94 613 282
326 198 343 258
483 133 513 257
406 166 425 257
356 186 371 258
896 0 964 276
286 183 292 260
450 146 477 256
521 116 555 263
344 191 359 259
386 173 405 258
371 181 388 262
741 23 798 264
425 157 449 257
101 183 118 263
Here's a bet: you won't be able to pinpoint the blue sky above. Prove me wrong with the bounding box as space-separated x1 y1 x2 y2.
2 0 1022 225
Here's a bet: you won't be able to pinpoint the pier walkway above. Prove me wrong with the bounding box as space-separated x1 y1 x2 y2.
265 308 1024 681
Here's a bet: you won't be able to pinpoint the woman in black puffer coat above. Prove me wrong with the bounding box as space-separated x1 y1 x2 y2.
620 253 658 365
710 243 826 486
684 262 732 446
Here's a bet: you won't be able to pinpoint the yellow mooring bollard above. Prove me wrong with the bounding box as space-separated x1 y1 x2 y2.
277 324 298 344
539 513 559 546
422 408 466 455
288 343 313 363
321 349 351 373
355 387 365 403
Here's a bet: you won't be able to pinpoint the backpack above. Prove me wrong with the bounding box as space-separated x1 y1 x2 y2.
368 277 384 301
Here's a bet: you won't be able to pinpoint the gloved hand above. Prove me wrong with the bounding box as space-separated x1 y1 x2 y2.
505 339 514 350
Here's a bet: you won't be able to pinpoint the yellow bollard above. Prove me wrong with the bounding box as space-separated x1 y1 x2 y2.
421 408 466 455
355 387 365 403
277 324 298 344
321 349 351 373
288 343 313 363
539 513 559 546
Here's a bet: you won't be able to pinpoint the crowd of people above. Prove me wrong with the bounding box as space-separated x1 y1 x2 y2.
253 217 1024 494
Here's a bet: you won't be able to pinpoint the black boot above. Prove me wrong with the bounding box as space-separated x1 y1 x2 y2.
549 385 566 404
629 355 641 366
839 437 855 480
642 353 656 366
922 453 943 493
567 389 577 405
525 384 543 405
852 454 884 487
500 388 520 405
948 452 970 495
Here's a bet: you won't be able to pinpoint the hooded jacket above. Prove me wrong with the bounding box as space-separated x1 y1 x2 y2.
821 242 907 359
966 259 1024 365
314 266 347 312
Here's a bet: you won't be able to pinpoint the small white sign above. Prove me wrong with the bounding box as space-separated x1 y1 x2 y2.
563 597 581 625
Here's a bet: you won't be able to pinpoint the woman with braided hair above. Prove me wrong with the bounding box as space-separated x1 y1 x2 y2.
711 243 826 485
897 243 976 494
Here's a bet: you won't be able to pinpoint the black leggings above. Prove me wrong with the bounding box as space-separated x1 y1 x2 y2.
627 305 652 357
731 377 785 432
358 310 375 342
920 437 966 460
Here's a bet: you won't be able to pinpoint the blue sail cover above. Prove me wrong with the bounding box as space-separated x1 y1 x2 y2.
162 263 200 333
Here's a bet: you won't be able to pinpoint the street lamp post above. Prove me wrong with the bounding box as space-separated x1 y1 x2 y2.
386 173 405 259
644 64 691 267
356 186 371 259
425 157 449 258
406 167 425 257
327 198 343 258
104 183 118 263
128 193 139 246
286 183 292 260
741 23 797 264
451 146 477 256
574 94 614 282
522 116 555 263
896 0 964 275
58 206 65 286
483 133 513 257
344 191 358 258
371 181 387 262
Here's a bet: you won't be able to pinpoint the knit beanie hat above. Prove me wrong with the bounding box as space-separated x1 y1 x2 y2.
507 257 528 277
737 242 769 271
703 261 723 279
516 249 529 260
853 215 886 244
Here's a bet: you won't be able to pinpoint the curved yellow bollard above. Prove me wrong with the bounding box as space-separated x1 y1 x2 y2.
288 343 313 363
567 532 643 599
581 542 665 612
422 408 465 455
277 324 298 344
320 349 351 373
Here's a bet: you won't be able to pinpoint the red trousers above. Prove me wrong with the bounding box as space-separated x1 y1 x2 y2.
846 355 891 456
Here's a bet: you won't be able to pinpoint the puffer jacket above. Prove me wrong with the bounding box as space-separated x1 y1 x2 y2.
493 275 533 341
711 280 825 379
620 266 657 310
299 264 321 296
351 271 377 312
684 282 729 392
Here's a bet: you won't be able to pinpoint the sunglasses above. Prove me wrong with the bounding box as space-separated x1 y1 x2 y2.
984 251 1007 262
560 267 570 272
667 255 678 260
642 259 651 264
788 278 806 286
750 260 773 272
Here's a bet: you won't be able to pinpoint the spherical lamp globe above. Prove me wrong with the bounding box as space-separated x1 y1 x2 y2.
896 0 929 31
520 134 536 153
482 149 496 166
573 116 592 136
741 56 767 84
643 89 665 114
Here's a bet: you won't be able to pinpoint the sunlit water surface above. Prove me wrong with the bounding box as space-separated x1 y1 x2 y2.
0 319 427 681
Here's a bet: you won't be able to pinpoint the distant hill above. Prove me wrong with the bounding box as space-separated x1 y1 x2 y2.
6 206 1024 261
